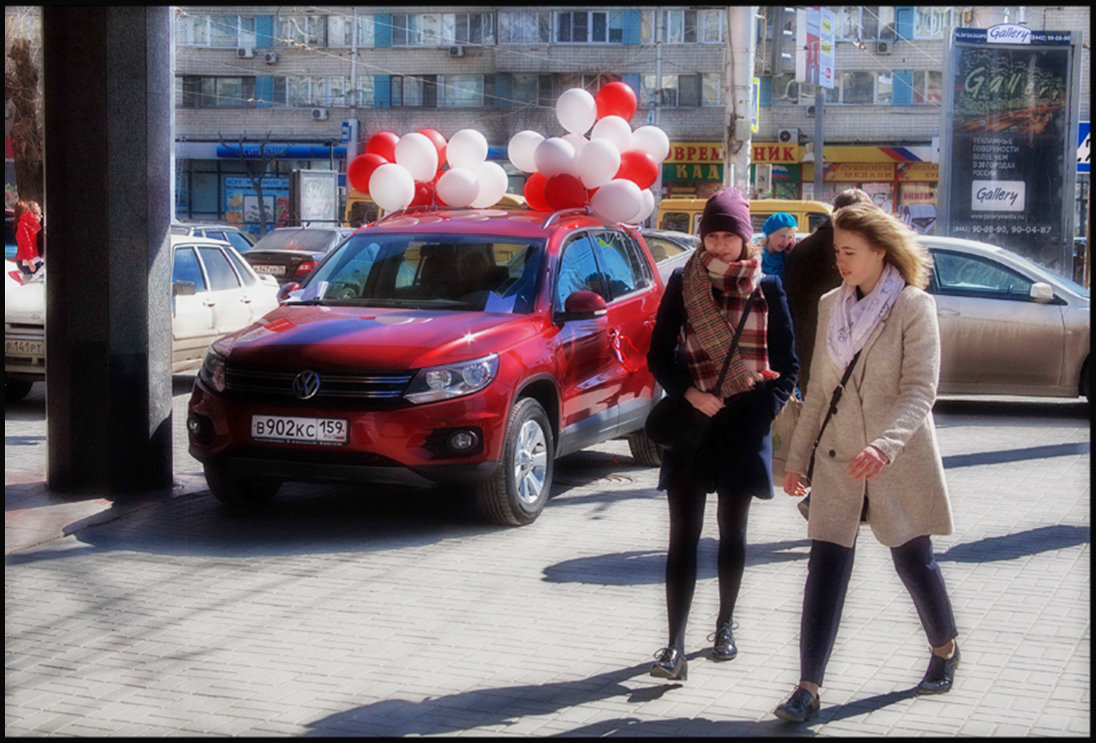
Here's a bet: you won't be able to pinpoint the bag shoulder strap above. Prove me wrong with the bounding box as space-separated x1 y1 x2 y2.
713 288 760 391
811 349 862 449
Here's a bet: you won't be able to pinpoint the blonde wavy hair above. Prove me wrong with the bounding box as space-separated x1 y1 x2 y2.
831 203 932 289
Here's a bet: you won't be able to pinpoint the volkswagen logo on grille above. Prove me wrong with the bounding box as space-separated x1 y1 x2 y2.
292 370 322 400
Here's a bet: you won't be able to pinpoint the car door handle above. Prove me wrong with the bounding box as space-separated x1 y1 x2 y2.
202 299 216 307
240 295 252 304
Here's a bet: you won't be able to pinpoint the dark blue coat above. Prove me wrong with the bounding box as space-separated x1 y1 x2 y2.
647 269 799 497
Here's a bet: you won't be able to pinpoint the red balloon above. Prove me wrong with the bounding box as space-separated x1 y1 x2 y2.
544 173 587 210
417 128 447 171
595 81 638 121
347 153 387 194
523 172 550 211
410 181 436 207
616 149 659 190
364 131 399 162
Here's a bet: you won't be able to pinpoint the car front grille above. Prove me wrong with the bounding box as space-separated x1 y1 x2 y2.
226 365 414 402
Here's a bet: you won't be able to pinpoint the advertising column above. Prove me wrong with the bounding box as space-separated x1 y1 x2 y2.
938 26 1082 272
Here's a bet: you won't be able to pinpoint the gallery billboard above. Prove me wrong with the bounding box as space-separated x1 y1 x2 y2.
938 26 1082 273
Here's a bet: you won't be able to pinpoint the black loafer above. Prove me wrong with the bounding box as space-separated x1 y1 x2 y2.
774 686 820 723
650 647 687 681
917 643 959 694
710 622 738 661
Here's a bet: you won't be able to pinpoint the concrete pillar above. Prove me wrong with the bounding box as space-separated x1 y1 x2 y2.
723 6 756 193
42 7 174 494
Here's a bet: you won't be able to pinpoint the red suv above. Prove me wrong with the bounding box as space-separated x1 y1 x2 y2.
187 207 666 525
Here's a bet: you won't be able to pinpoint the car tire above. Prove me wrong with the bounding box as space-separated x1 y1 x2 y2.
627 430 662 467
5 377 33 401
474 397 554 526
203 462 281 508
1083 361 1091 405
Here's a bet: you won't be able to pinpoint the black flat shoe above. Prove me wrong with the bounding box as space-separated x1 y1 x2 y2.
650 647 687 681
917 643 959 694
774 686 820 723
709 622 738 661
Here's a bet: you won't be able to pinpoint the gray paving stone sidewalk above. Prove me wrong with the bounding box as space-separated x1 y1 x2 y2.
5 387 1091 736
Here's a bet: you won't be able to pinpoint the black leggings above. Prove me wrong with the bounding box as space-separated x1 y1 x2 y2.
800 534 958 686
664 464 752 652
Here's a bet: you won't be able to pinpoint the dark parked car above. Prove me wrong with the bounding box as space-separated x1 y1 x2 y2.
187 207 668 525
242 226 354 285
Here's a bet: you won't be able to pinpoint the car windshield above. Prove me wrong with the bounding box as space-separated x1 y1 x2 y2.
291 232 546 313
252 229 340 253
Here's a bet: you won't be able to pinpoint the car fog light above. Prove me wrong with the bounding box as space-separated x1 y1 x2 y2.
448 429 479 451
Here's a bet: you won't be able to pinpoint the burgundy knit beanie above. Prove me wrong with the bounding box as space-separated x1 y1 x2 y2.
698 187 753 244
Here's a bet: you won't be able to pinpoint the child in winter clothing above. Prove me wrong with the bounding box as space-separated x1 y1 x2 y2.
759 212 797 278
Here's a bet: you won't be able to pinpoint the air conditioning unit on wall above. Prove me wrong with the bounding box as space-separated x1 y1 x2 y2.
876 40 893 54
311 107 329 121
263 51 279 64
448 45 465 57
236 47 254 58
778 128 799 144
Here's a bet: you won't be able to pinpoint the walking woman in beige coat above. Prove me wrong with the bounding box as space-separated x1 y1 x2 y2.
773 204 958 723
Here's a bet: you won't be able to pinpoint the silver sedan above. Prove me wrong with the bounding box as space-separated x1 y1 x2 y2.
922 236 1090 403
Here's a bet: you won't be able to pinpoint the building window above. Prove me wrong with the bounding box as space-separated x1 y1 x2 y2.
699 9 724 43
176 76 256 108
838 71 878 104
640 74 677 108
454 13 494 45
328 12 375 48
914 7 952 40
834 7 895 42
701 74 722 106
392 13 442 46
277 14 326 48
439 75 484 107
177 13 256 48
506 74 541 107
391 75 437 108
353 76 375 107
912 70 943 104
499 11 550 44
663 9 696 44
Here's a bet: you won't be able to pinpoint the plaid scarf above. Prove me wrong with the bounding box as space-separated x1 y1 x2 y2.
681 248 770 398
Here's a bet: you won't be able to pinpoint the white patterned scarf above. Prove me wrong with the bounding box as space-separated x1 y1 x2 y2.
825 262 905 371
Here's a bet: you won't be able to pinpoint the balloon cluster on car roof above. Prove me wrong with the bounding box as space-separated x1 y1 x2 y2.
345 82 670 224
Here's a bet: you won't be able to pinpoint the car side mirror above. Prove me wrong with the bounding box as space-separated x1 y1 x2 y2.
173 280 196 296
1029 282 1054 303
276 282 300 304
555 290 608 323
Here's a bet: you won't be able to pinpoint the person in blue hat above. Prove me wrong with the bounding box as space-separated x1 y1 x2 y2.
759 212 798 278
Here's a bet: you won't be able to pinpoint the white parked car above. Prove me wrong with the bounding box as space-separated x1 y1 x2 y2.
4 236 280 400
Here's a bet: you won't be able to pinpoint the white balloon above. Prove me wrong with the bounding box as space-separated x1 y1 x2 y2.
562 132 588 157
470 161 510 208
508 130 544 174
534 137 576 177
631 188 656 223
631 125 671 163
576 138 621 190
590 115 633 153
436 167 480 208
556 87 597 135
447 128 488 170
369 163 416 212
394 132 439 182
590 178 643 224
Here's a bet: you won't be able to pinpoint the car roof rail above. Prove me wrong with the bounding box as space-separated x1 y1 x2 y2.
541 206 599 229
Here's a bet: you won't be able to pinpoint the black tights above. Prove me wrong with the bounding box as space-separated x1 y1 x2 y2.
664 465 752 652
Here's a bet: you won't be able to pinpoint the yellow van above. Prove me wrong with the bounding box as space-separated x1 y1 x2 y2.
656 197 832 236
343 190 527 227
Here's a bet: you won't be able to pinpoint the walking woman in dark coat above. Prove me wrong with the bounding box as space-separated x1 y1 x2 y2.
646 188 798 681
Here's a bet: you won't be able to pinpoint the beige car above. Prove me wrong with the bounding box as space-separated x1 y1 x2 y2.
923 236 1090 403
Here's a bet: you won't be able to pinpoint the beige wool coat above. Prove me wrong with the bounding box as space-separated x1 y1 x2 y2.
786 285 953 549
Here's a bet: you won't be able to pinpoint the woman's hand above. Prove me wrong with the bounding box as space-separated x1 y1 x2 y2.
684 385 723 417
784 471 808 496
848 445 889 481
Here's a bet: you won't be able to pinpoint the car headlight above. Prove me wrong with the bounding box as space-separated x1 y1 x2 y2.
404 353 499 404
199 347 227 393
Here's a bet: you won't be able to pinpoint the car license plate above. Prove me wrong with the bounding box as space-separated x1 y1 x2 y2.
5 338 45 357
251 415 348 445
253 264 286 276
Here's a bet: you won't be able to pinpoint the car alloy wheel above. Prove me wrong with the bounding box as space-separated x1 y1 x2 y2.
475 397 554 526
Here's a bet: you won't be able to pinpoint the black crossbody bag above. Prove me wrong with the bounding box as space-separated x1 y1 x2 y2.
645 289 759 455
